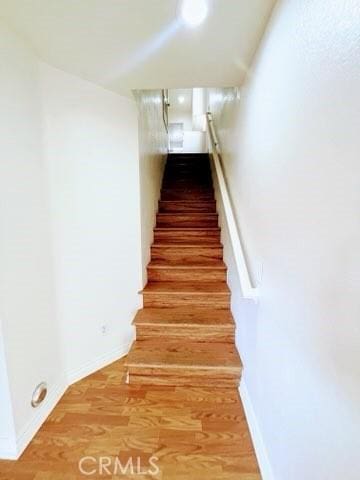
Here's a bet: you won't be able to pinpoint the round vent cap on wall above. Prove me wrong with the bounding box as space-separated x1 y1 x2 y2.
31 382 47 408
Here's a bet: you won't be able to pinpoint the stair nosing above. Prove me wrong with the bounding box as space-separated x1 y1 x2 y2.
133 320 234 329
147 263 226 270
157 213 218 216
142 290 230 296
154 227 220 231
151 244 223 248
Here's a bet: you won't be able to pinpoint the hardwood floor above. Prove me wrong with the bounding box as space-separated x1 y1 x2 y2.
126 153 242 387
0 359 260 479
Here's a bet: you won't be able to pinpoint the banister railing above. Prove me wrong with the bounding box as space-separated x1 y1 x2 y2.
206 112 258 301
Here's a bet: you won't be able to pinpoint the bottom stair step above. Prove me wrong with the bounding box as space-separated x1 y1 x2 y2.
125 340 242 388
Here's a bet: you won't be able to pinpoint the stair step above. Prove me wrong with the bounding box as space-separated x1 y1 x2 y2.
161 190 214 201
151 244 223 262
163 172 211 177
163 173 211 180
133 307 235 343
156 213 218 228
126 341 242 387
158 201 216 213
154 227 221 244
150 245 223 261
142 281 231 308
147 260 227 282
162 187 213 193
164 172 210 176
162 177 212 184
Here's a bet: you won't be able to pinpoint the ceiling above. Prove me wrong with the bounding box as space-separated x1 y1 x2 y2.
0 0 276 94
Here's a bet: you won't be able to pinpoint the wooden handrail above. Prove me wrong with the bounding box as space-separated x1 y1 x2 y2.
206 112 258 301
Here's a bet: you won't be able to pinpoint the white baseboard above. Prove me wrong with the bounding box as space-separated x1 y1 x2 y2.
15 376 67 459
239 379 275 480
67 342 131 385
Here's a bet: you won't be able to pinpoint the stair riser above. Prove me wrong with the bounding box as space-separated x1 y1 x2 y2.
143 293 230 309
163 171 212 177
163 177 211 184
161 196 215 202
128 375 239 388
164 172 210 177
147 268 226 282
156 219 219 228
151 246 223 262
163 177 212 183
154 232 220 243
136 325 234 343
162 187 213 193
157 213 218 222
162 184 212 190
159 202 216 213
128 369 240 388
161 192 214 201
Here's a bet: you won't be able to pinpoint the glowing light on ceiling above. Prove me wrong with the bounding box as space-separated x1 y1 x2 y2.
110 19 181 79
180 0 208 27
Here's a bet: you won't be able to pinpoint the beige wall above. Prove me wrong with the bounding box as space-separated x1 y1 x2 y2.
135 91 167 284
208 0 360 478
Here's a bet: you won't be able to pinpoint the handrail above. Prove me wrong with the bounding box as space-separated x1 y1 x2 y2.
206 112 258 301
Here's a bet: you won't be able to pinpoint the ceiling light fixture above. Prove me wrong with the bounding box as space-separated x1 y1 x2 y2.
180 0 208 28
178 95 185 104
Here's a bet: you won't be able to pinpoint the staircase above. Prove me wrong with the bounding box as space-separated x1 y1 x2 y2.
125 153 242 387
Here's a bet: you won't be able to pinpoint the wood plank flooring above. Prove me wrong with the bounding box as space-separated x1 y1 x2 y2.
0 359 260 480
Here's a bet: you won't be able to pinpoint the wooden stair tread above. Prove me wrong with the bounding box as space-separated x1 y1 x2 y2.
142 281 230 295
133 307 235 327
126 341 242 372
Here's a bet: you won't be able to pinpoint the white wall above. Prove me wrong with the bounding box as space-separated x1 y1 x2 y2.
183 132 206 153
169 110 193 130
41 64 143 382
0 22 156 459
168 110 206 153
0 324 16 458
208 1 360 479
134 91 167 283
0 22 64 457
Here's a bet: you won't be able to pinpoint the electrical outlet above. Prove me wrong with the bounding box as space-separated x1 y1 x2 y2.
101 324 108 335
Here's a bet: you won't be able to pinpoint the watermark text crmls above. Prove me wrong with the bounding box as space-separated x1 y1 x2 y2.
78 455 160 476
